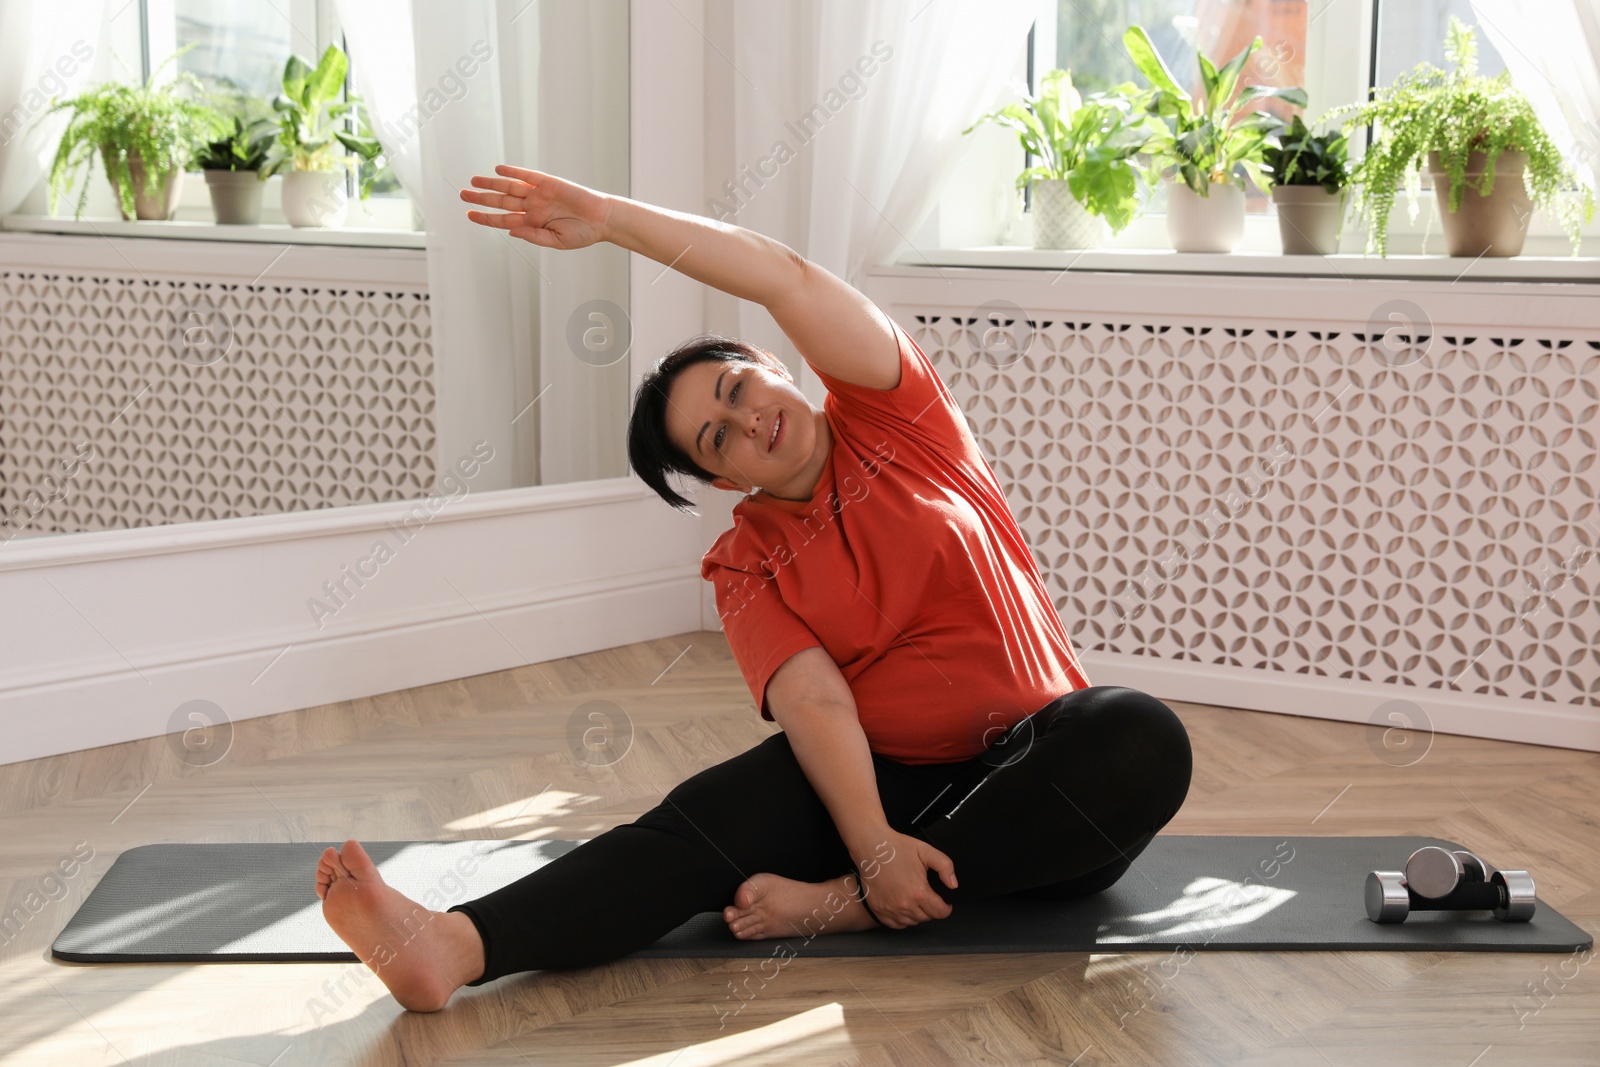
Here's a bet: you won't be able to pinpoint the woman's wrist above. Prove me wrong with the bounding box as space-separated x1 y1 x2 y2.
842 821 897 862
594 191 622 245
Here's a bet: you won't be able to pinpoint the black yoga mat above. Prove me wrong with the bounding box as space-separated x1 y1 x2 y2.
51 836 1592 963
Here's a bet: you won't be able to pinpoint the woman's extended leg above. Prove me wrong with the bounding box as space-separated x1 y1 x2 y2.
899 685 1192 904
442 729 961 984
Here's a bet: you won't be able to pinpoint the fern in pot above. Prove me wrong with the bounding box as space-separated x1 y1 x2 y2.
196 116 275 224
260 45 384 228
1262 115 1350 254
40 50 225 221
1337 17 1593 257
1123 26 1307 253
964 69 1159 249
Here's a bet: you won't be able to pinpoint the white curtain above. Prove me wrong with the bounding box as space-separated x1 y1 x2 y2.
335 0 631 489
334 0 424 205
0 1 113 217
707 0 1037 402
1470 0 1600 193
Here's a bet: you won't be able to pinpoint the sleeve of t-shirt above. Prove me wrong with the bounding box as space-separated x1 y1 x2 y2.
808 314 975 461
703 559 824 722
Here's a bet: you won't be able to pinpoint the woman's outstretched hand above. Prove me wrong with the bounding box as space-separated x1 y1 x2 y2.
459 165 611 250
856 829 958 930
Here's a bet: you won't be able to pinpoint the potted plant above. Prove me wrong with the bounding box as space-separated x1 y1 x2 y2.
1338 17 1593 257
40 50 224 221
196 116 275 224
260 45 385 228
963 69 1160 249
1262 115 1350 255
1123 26 1307 253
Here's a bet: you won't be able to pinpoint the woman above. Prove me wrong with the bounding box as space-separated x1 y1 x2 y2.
315 166 1193 1013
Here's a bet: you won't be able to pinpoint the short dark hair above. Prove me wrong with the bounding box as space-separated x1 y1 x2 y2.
627 335 789 512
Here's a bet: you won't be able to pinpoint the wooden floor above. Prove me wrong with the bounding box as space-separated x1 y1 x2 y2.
2 631 1596 1066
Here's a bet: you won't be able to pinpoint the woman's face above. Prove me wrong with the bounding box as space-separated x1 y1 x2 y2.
664 357 818 495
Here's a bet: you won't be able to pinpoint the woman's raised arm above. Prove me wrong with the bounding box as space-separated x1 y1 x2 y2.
461 165 899 391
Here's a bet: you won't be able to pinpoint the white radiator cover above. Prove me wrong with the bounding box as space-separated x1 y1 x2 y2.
865 266 1600 752
0 264 434 537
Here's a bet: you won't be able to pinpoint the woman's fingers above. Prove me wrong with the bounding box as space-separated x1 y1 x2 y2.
494 163 550 186
465 208 526 230
460 186 526 212
466 174 533 197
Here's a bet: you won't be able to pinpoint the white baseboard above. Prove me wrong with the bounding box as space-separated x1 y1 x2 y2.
1081 649 1600 753
0 481 707 766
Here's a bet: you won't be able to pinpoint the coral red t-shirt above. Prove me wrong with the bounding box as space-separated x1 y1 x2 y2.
699 315 1091 764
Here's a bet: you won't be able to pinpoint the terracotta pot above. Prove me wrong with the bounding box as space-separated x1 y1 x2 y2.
204 170 265 225
1272 185 1345 255
282 169 349 228
1031 178 1106 250
1427 149 1532 257
102 147 183 220
1166 179 1245 253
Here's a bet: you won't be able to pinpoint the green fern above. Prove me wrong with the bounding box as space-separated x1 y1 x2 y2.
1336 16 1595 256
38 48 225 220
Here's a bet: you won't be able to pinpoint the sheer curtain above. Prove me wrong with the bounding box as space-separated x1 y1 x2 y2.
335 0 631 489
0 1 113 217
1470 0 1600 192
706 0 1037 402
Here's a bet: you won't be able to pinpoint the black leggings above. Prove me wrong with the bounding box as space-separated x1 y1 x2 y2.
450 685 1192 983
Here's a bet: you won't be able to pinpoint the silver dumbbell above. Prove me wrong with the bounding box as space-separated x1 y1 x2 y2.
1405 846 1492 899
1366 847 1536 923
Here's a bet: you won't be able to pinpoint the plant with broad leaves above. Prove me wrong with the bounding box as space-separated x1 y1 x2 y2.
1122 25 1307 196
1262 115 1349 193
964 68 1162 233
195 115 276 172
260 45 386 197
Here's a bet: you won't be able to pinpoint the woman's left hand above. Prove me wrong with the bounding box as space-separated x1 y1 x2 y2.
854 830 958 929
459 165 611 250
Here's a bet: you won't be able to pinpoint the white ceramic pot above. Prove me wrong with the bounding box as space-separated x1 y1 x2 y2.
1165 179 1246 253
1031 178 1106 250
282 170 349 228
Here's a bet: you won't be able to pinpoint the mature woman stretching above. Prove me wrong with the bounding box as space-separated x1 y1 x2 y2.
315 166 1194 1012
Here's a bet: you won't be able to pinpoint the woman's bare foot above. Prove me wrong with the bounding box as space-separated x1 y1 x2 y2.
316 840 486 1012
722 872 881 940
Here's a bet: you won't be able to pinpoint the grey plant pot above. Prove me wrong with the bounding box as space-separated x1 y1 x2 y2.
1427 149 1532 257
204 170 266 225
1271 185 1345 255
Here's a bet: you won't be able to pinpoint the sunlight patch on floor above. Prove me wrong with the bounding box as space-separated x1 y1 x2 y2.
1100 875 1298 944
444 789 598 833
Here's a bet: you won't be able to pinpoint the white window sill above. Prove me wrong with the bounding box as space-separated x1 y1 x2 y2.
1 214 425 250
903 245 1600 284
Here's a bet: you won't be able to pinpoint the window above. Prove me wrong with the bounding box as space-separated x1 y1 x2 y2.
929 0 1596 257
142 0 415 230
1374 0 1507 87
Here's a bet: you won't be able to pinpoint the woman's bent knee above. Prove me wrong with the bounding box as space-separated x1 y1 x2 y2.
1040 685 1193 823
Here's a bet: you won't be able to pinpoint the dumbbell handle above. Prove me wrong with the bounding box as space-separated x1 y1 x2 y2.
1402 879 1506 914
